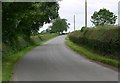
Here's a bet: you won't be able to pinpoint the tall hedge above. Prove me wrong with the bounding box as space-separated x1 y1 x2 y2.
69 26 120 59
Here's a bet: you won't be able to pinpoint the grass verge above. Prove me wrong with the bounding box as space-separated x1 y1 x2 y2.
2 34 59 81
66 37 119 68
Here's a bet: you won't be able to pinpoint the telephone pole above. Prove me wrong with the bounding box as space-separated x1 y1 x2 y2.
118 1 120 26
74 15 75 31
85 0 87 28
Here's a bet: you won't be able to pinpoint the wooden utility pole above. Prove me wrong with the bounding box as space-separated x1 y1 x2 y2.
85 0 87 28
74 15 75 31
118 1 120 26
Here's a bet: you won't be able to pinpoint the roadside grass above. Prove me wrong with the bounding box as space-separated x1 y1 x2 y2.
2 33 59 81
2 42 43 81
66 37 119 68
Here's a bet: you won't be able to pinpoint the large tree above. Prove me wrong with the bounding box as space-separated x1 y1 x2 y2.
2 2 59 44
91 8 117 26
50 18 69 34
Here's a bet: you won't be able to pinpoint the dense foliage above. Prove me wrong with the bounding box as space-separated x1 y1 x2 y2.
2 2 59 57
49 18 69 34
2 2 59 45
91 8 117 26
69 26 119 60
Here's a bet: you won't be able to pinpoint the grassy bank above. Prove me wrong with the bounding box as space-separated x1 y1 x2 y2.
66 37 119 68
2 33 59 81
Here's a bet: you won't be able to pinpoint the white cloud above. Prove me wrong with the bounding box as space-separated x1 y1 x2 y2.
39 23 52 33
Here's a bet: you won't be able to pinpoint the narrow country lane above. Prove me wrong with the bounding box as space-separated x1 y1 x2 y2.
12 35 118 81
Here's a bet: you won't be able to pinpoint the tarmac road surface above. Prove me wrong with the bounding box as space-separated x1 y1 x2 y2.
12 35 118 81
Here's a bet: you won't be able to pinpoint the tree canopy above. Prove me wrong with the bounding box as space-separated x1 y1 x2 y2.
2 2 59 45
91 8 117 26
50 18 69 34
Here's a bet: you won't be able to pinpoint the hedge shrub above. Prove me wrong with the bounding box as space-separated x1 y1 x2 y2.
69 26 120 60
2 33 58 58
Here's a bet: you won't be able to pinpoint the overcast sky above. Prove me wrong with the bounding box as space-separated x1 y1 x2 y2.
40 0 120 32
